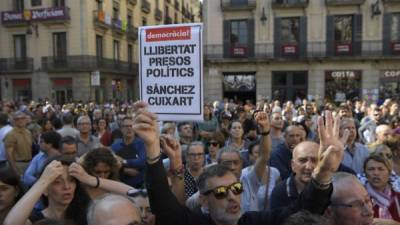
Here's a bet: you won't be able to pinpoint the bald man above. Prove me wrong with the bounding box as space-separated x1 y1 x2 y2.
270 141 356 210
270 125 304 179
87 194 142 225
375 124 392 144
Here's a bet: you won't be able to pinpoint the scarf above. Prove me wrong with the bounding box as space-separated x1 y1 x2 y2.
366 183 395 219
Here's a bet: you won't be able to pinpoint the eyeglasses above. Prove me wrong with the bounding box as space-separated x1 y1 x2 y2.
220 160 241 167
331 198 372 211
188 153 204 158
209 142 219 147
202 182 243 199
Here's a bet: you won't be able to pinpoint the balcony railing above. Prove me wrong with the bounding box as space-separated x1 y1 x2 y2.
41 56 137 75
165 15 173 24
325 0 366 6
0 58 34 73
142 0 151 13
220 0 257 11
272 0 309 8
205 41 398 60
127 25 138 40
93 10 111 30
155 8 162 21
1 7 70 26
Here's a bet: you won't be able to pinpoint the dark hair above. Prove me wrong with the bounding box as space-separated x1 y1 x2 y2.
40 155 91 225
62 113 74 125
177 121 192 131
242 119 257 135
0 112 8 126
60 136 77 148
39 118 53 132
363 154 392 174
197 164 235 194
282 210 329 225
41 131 62 150
81 147 119 180
248 140 260 155
0 166 24 200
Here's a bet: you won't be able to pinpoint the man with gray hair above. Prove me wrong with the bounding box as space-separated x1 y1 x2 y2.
87 194 142 225
76 115 100 156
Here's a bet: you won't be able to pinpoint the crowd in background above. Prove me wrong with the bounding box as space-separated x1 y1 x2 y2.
0 96 399 225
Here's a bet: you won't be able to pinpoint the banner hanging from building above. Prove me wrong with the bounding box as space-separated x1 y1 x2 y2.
139 23 203 121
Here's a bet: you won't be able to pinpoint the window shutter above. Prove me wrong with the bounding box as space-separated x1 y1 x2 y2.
353 14 362 55
326 15 334 57
274 17 282 58
383 13 392 55
299 16 307 59
223 20 231 58
248 19 255 58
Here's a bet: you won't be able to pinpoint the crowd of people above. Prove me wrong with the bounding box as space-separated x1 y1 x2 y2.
0 97 399 225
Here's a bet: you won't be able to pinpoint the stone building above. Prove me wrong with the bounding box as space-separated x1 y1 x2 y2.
203 0 400 104
0 0 201 104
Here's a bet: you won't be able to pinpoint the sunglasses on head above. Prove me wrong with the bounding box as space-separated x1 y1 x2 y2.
202 182 243 199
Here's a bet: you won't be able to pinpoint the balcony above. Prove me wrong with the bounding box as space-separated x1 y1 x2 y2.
41 56 137 75
1 7 70 27
155 8 162 21
0 58 34 73
220 0 257 11
93 10 111 30
204 41 399 61
175 0 180 10
272 0 309 8
165 15 173 24
142 0 151 14
325 0 366 6
128 0 137 5
127 25 138 40
112 18 125 35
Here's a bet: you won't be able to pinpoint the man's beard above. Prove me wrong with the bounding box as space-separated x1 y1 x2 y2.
209 204 242 225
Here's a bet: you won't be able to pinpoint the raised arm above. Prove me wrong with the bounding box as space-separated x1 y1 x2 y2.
254 111 271 180
4 161 64 225
69 162 137 195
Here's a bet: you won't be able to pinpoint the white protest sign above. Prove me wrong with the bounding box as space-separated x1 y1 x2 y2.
139 23 203 121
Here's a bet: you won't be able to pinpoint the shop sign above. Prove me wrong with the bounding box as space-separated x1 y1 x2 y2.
382 70 400 78
327 70 361 79
2 7 69 24
139 23 203 121
91 71 100 86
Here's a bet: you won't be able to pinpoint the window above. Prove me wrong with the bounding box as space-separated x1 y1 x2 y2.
142 17 147 26
128 44 133 67
391 14 400 42
15 0 24 11
97 0 103 10
31 0 42 7
127 10 133 26
96 35 103 60
53 32 67 62
113 40 120 63
14 35 26 62
165 5 169 16
334 16 353 43
53 0 65 7
281 17 299 44
230 20 248 47
113 1 120 19
174 12 178 24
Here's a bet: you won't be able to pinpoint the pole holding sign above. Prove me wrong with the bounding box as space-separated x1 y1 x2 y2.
139 23 203 121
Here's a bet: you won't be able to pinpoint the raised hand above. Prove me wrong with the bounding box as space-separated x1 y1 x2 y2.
132 101 161 162
254 111 270 132
160 134 182 170
39 160 64 185
69 162 91 183
313 111 350 183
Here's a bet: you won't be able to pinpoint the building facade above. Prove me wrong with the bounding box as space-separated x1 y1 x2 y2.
203 0 400 104
0 0 201 104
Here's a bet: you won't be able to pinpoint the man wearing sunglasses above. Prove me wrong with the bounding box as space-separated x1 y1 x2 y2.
133 102 346 225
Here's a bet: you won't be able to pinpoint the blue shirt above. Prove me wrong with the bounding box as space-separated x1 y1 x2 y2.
111 138 146 187
23 151 48 188
343 142 370 174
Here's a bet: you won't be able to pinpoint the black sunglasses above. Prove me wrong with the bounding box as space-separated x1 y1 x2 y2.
202 182 243 199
